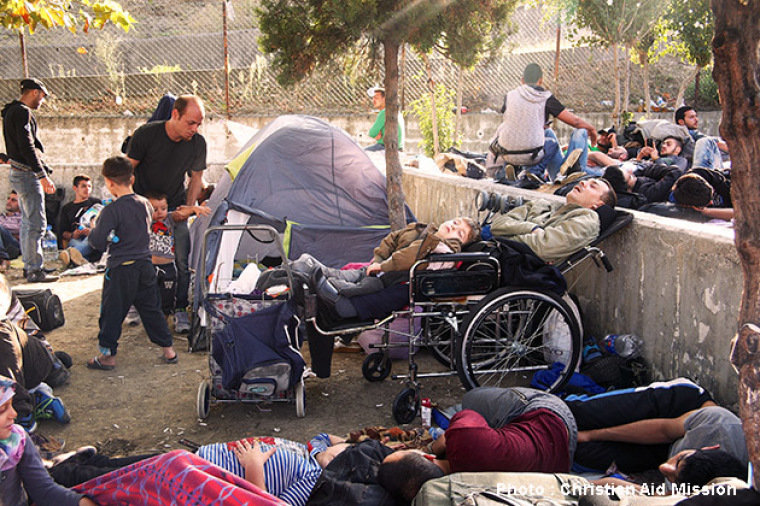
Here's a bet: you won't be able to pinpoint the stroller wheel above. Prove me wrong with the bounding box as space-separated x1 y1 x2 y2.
197 379 211 419
294 381 305 418
362 353 391 382
392 387 419 425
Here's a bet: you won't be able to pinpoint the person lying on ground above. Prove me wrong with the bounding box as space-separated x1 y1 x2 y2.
0 376 96 506
675 105 730 171
639 168 734 223
378 380 748 504
566 377 748 474
603 163 681 208
635 136 689 173
196 433 348 506
377 386 577 505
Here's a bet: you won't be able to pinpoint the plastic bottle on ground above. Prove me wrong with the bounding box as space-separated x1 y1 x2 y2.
602 334 643 359
42 226 58 264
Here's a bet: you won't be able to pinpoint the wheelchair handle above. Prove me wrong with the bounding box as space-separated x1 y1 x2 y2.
427 252 492 262
600 252 613 272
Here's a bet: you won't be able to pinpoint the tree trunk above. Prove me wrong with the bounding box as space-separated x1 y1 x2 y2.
383 38 407 231
455 65 463 144
18 30 28 78
623 45 631 114
612 42 621 128
423 53 440 155
675 65 700 108
400 43 406 113
554 19 561 95
694 69 701 109
639 48 651 114
711 0 760 489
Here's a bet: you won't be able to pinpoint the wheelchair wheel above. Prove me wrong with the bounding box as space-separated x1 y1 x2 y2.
456 288 581 393
392 387 419 425
294 380 305 418
425 316 456 367
197 379 211 419
362 353 392 382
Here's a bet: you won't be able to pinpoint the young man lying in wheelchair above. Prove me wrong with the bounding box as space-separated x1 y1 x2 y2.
295 177 619 391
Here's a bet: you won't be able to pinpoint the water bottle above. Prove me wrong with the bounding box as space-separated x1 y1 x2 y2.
78 203 103 230
42 226 58 263
602 334 643 359
107 230 120 244
421 398 432 429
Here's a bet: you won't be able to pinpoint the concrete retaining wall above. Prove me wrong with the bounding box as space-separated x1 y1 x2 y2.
401 169 740 407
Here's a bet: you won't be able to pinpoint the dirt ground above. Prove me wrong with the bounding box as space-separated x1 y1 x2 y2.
9 268 465 456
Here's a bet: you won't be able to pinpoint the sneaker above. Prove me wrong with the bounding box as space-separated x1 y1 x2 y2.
58 249 71 266
173 310 191 334
68 247 87 266
26 270 59 283
45 365 71 388
17 413 37 433
125 306 141 326
560 148 583 176
33 390 71 424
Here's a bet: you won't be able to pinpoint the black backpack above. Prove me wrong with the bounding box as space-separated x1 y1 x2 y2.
12 288 65 331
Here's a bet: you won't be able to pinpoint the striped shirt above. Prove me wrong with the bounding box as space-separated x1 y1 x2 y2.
196 433 331 506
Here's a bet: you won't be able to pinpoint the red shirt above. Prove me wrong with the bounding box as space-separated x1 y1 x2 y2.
445 408 570 473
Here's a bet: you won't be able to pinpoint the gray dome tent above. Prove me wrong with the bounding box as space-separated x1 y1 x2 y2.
188 115 415 348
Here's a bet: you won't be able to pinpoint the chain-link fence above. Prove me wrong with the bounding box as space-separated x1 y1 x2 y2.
0 3 697 117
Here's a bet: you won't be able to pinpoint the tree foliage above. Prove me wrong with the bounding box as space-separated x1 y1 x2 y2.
0 0 134 34
409 83 459 157
574 0 666 48
256 0 517 228
661 0 713 68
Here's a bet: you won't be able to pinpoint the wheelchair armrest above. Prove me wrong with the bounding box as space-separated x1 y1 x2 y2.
426 252 492 263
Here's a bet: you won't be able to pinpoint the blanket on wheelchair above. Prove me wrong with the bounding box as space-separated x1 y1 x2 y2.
75 450 285 505
481 238 567 294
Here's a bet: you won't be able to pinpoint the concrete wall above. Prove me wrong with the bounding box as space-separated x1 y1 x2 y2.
401 168 740 407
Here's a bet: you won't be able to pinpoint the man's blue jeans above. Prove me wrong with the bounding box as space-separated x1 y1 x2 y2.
529 129 589 181
0 225 20 260
69 237 101 262
692 137 723 171
9 170 45 271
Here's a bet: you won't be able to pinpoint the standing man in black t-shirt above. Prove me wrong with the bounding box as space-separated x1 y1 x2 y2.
126 95 207 334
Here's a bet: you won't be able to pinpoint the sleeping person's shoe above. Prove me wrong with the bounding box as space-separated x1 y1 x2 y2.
311 270 340 304
34 390 71 424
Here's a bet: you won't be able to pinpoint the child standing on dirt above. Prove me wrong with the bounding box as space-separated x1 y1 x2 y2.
85 156 177 370
124 191 209 326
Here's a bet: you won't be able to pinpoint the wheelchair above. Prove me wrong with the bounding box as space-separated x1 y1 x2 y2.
306 191 632 424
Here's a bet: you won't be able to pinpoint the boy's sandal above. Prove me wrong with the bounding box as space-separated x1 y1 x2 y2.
86 357 115 371
160 354 179 364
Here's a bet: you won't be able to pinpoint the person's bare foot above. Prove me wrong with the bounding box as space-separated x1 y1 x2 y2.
0 259 10 273
86 355 115 370
160 347 178 364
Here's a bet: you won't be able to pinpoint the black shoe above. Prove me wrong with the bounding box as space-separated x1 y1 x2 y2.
310 270 341 304
26 270 59 283
23 267 56 277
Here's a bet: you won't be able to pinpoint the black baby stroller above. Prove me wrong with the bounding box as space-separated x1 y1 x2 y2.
196 224 307 419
